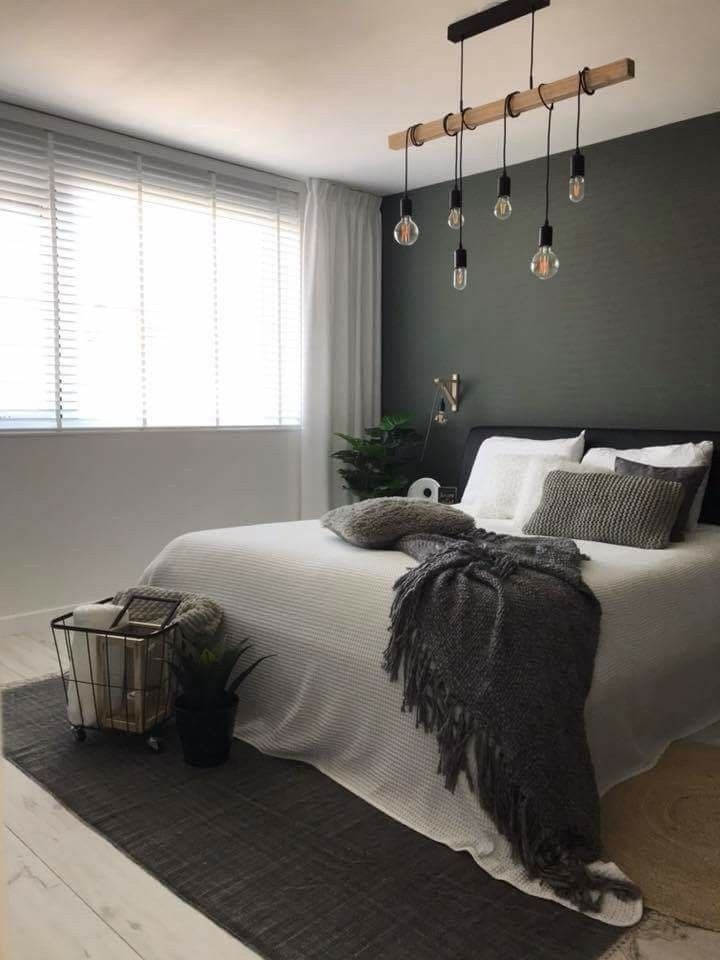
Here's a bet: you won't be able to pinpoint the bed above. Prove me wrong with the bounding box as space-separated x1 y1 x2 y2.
140 426 720 927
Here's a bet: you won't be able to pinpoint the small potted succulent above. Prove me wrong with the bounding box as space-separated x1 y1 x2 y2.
170 629 270 767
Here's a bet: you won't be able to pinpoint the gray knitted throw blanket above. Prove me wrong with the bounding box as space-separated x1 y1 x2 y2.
112 585 223 642
383 529 641 912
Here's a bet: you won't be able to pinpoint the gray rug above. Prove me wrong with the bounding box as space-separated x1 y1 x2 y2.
3 678 629 960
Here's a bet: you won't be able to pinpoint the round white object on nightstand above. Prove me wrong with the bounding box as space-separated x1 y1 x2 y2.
408 477 440 502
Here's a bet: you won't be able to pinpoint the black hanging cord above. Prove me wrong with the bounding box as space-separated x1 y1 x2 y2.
453 122 459 188
529 7 536 89
410 123 425 147
442 112 458 137
443 112 460 188
403 124 424 199
420 384 443 462
455 40 477 249
403 127 410 198
575 67 594 152
537 83 554 225
502 92 520 173
580 66 595 96
458 40 465 247
459 38 464 114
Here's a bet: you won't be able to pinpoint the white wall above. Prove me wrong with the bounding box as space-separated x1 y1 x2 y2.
0 429 300 622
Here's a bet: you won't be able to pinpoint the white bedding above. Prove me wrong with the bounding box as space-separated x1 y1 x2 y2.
141 518 720 926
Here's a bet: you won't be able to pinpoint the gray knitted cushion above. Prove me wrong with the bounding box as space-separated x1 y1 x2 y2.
322 497 474 549
614 457 708 542
522 470 684 549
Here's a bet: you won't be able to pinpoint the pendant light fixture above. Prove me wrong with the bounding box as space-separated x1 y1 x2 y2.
494 91 519 220
530 84 559 280
569 67 594 203
394 125 422 246
444 113 463 230
452 40 470 290
385 1 636 282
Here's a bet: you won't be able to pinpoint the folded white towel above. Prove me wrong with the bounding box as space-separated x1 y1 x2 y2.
72 603 125 631
67 604 129 727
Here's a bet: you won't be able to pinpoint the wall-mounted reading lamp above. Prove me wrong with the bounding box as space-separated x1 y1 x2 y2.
420 373 461 462
433 373 460 424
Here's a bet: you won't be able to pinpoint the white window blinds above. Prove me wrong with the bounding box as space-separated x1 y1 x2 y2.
0 118 301 430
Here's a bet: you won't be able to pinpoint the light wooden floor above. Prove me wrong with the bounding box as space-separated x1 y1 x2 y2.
2 629 719 960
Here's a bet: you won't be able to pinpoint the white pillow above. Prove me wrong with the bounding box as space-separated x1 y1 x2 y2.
462 432 586 508
463 453 572 521
582 441 713 530
513 458 611 528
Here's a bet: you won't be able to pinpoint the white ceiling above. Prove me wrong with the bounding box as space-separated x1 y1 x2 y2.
1 0 718 195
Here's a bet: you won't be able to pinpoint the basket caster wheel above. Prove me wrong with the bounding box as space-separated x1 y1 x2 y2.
72 727 86 743
147 736 164 753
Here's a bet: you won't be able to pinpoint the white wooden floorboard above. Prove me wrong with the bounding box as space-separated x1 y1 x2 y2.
0 631 58 681
4 761 259 960
0 661 24 689
5 826 140 959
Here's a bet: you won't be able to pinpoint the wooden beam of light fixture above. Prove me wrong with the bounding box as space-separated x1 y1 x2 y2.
387 58 635 151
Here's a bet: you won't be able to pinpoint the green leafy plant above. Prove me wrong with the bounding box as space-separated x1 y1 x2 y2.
331 413 421 500
169 628 271 711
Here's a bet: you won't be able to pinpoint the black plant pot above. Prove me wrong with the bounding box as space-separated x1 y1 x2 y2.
175 693 239 768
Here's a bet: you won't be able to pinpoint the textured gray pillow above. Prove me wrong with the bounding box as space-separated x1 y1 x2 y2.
614 457 708 542
322 497 474 548
522 470 684 549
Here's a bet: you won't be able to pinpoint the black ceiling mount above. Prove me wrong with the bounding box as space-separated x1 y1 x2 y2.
447 0 550 44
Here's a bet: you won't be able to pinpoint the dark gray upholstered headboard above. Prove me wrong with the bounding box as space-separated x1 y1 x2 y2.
459 427 720 526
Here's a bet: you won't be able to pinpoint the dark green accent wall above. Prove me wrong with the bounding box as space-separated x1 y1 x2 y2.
381 112 720 485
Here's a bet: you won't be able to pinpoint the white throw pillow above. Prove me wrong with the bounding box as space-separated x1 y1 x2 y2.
582 441 713 530
513 458 611 528
462 432 586 509
463 453 574 521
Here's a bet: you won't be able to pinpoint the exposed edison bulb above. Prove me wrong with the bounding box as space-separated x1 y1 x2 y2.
531 223 559 280
493 195 512 220
394 215 419 246
569 175 585 203
447 186 463 230
531 245 560 280
394 196 419 246
569 151 586 204
448 206 464 230
452 246 467 290
452 266 467 290
494 172 512 220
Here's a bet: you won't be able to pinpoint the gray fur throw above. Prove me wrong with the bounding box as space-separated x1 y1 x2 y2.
322 497 474 548
384 529 641 912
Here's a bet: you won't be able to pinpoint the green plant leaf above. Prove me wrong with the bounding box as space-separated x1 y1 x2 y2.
378 413 411 430
331 413 422 499
334 432 365 450
227 654 275 694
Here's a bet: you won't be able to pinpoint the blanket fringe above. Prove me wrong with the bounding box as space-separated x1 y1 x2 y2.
384 574 641 914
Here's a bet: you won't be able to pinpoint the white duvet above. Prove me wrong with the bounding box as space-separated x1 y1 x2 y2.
141 518 720 926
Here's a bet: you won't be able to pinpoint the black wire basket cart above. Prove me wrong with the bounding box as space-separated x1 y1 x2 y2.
52 593 181 752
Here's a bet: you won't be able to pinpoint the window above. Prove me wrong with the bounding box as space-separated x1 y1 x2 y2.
0 118 301 430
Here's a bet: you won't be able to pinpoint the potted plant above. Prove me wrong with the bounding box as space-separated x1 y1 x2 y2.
331 413 421 500
170 630 271 768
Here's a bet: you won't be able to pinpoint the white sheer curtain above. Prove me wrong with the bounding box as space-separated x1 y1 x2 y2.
300 179 381 518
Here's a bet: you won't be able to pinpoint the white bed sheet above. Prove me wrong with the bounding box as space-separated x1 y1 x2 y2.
141 518 720 926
